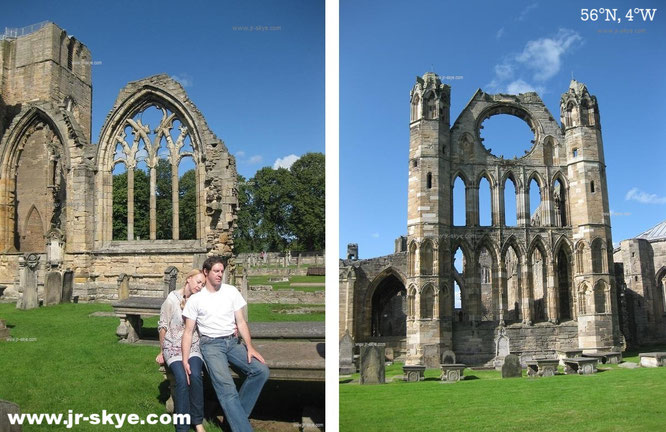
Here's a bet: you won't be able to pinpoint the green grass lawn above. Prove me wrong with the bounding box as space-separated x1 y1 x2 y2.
340 361 666 431
248 275 325 292
0 302 323 431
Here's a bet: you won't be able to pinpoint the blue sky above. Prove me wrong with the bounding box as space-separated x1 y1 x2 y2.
1 0 324 179
340 0 666 258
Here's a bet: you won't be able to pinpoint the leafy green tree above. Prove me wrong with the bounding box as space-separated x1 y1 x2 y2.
112 170 128 240
179 169 197 240
155 158 173 240
290 152 325 251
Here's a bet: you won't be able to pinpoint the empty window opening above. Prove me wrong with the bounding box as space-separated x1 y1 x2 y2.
504 177 517 226
591 181 595 193
426 172 432 189
573 148 578 157
479 114 535 159
479 176 492 226
553 178 567 226
529 178 542 227
453 176 466 226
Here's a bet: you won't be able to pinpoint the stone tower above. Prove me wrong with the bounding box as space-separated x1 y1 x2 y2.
561 80 619 351
406 73 451 363
401 73 620 366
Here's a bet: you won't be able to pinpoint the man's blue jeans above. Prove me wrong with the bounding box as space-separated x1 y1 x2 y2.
200 335 270 432
169 357 204 432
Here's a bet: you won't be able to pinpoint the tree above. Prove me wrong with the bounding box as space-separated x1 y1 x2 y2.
179 168 197 240
289 152 325 251
155 158 173 240
231 152 325 252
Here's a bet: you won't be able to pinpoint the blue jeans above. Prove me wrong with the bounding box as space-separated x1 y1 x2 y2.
200 335 270 432
169 357 204 432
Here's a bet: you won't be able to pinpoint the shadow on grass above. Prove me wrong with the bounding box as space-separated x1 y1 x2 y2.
463 375 480 380
339 378 354 384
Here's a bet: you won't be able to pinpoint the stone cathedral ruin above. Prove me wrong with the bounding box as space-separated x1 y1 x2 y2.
0 22 237 303
340 72 666 368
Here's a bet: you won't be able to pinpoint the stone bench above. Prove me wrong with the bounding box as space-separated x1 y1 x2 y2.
403 365 426 382
638 352 666 368
525 358 560 377
583 351 622 364
440 364 466 382
563 357 598 375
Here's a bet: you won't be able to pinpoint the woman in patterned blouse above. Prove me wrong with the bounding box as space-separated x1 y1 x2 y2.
156 269 206 432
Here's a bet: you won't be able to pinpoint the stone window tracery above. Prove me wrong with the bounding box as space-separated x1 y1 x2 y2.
111 104 197 241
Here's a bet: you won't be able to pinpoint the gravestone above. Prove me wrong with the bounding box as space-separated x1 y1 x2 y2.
494 326 510 369
0 399 22 431
441 350 456 364
44 271 62 305
339 331 355 374
385 347 394 362
359 343 385 384
501 354 522 378
61 270 73 303
0 319 9 340
424 344 439 368
117 274 130 300
163 266 179 297
17 253 40 310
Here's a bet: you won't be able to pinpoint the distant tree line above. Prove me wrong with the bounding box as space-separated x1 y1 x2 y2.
234 152 325 253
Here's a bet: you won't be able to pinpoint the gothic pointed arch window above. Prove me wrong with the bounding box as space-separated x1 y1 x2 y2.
420 240 433 275
411 93 421 122
594 280 607 313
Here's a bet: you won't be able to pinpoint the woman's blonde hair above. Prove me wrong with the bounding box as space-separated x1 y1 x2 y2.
181 269 202 309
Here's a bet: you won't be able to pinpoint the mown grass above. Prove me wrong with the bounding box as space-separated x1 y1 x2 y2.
248 275 325 292
0 302 322 431
340 360 666 431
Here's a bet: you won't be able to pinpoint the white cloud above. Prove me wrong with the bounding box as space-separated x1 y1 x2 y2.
171 73 193 88
487 28 581 94
494 63 513 80
248 155 263 164
506 79 540 94
496 27 505 39
518 2 538 21
371 233 380 238
236 151 246 158
516 28 582 82
273 154 300 170
625 188 666 204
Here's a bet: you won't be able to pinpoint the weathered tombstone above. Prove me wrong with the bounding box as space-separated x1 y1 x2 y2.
44 271 62 305
61 270 73 303
494 326 510 369
17 253 40 310
501 354 522 378
339 331 355 374
45 228 64 267
164 266 179 297
359 343 385 384
424 344 439 368
117 274 130 300
385 347 395 363
441 350 456 364
0 319 9 340
0 399 22 432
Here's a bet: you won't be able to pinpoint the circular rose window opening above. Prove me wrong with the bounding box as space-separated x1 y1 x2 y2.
479 114 535 159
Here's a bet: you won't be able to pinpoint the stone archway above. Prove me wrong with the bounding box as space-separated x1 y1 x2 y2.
370 273 407 337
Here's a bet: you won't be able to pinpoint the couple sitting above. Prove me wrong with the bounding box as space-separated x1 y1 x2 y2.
157 256 269 432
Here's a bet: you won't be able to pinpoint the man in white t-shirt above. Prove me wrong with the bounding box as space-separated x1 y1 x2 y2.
182 256 269 432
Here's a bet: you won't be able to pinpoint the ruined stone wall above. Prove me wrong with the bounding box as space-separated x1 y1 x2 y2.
0 23 237 303
0 23 92 142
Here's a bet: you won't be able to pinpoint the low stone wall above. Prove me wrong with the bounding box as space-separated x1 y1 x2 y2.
237 251 325 268
246 267 309 277
247 286 324 304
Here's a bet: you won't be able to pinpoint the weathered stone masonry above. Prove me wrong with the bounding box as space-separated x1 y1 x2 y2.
0 23 237 301
341 73 623 365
